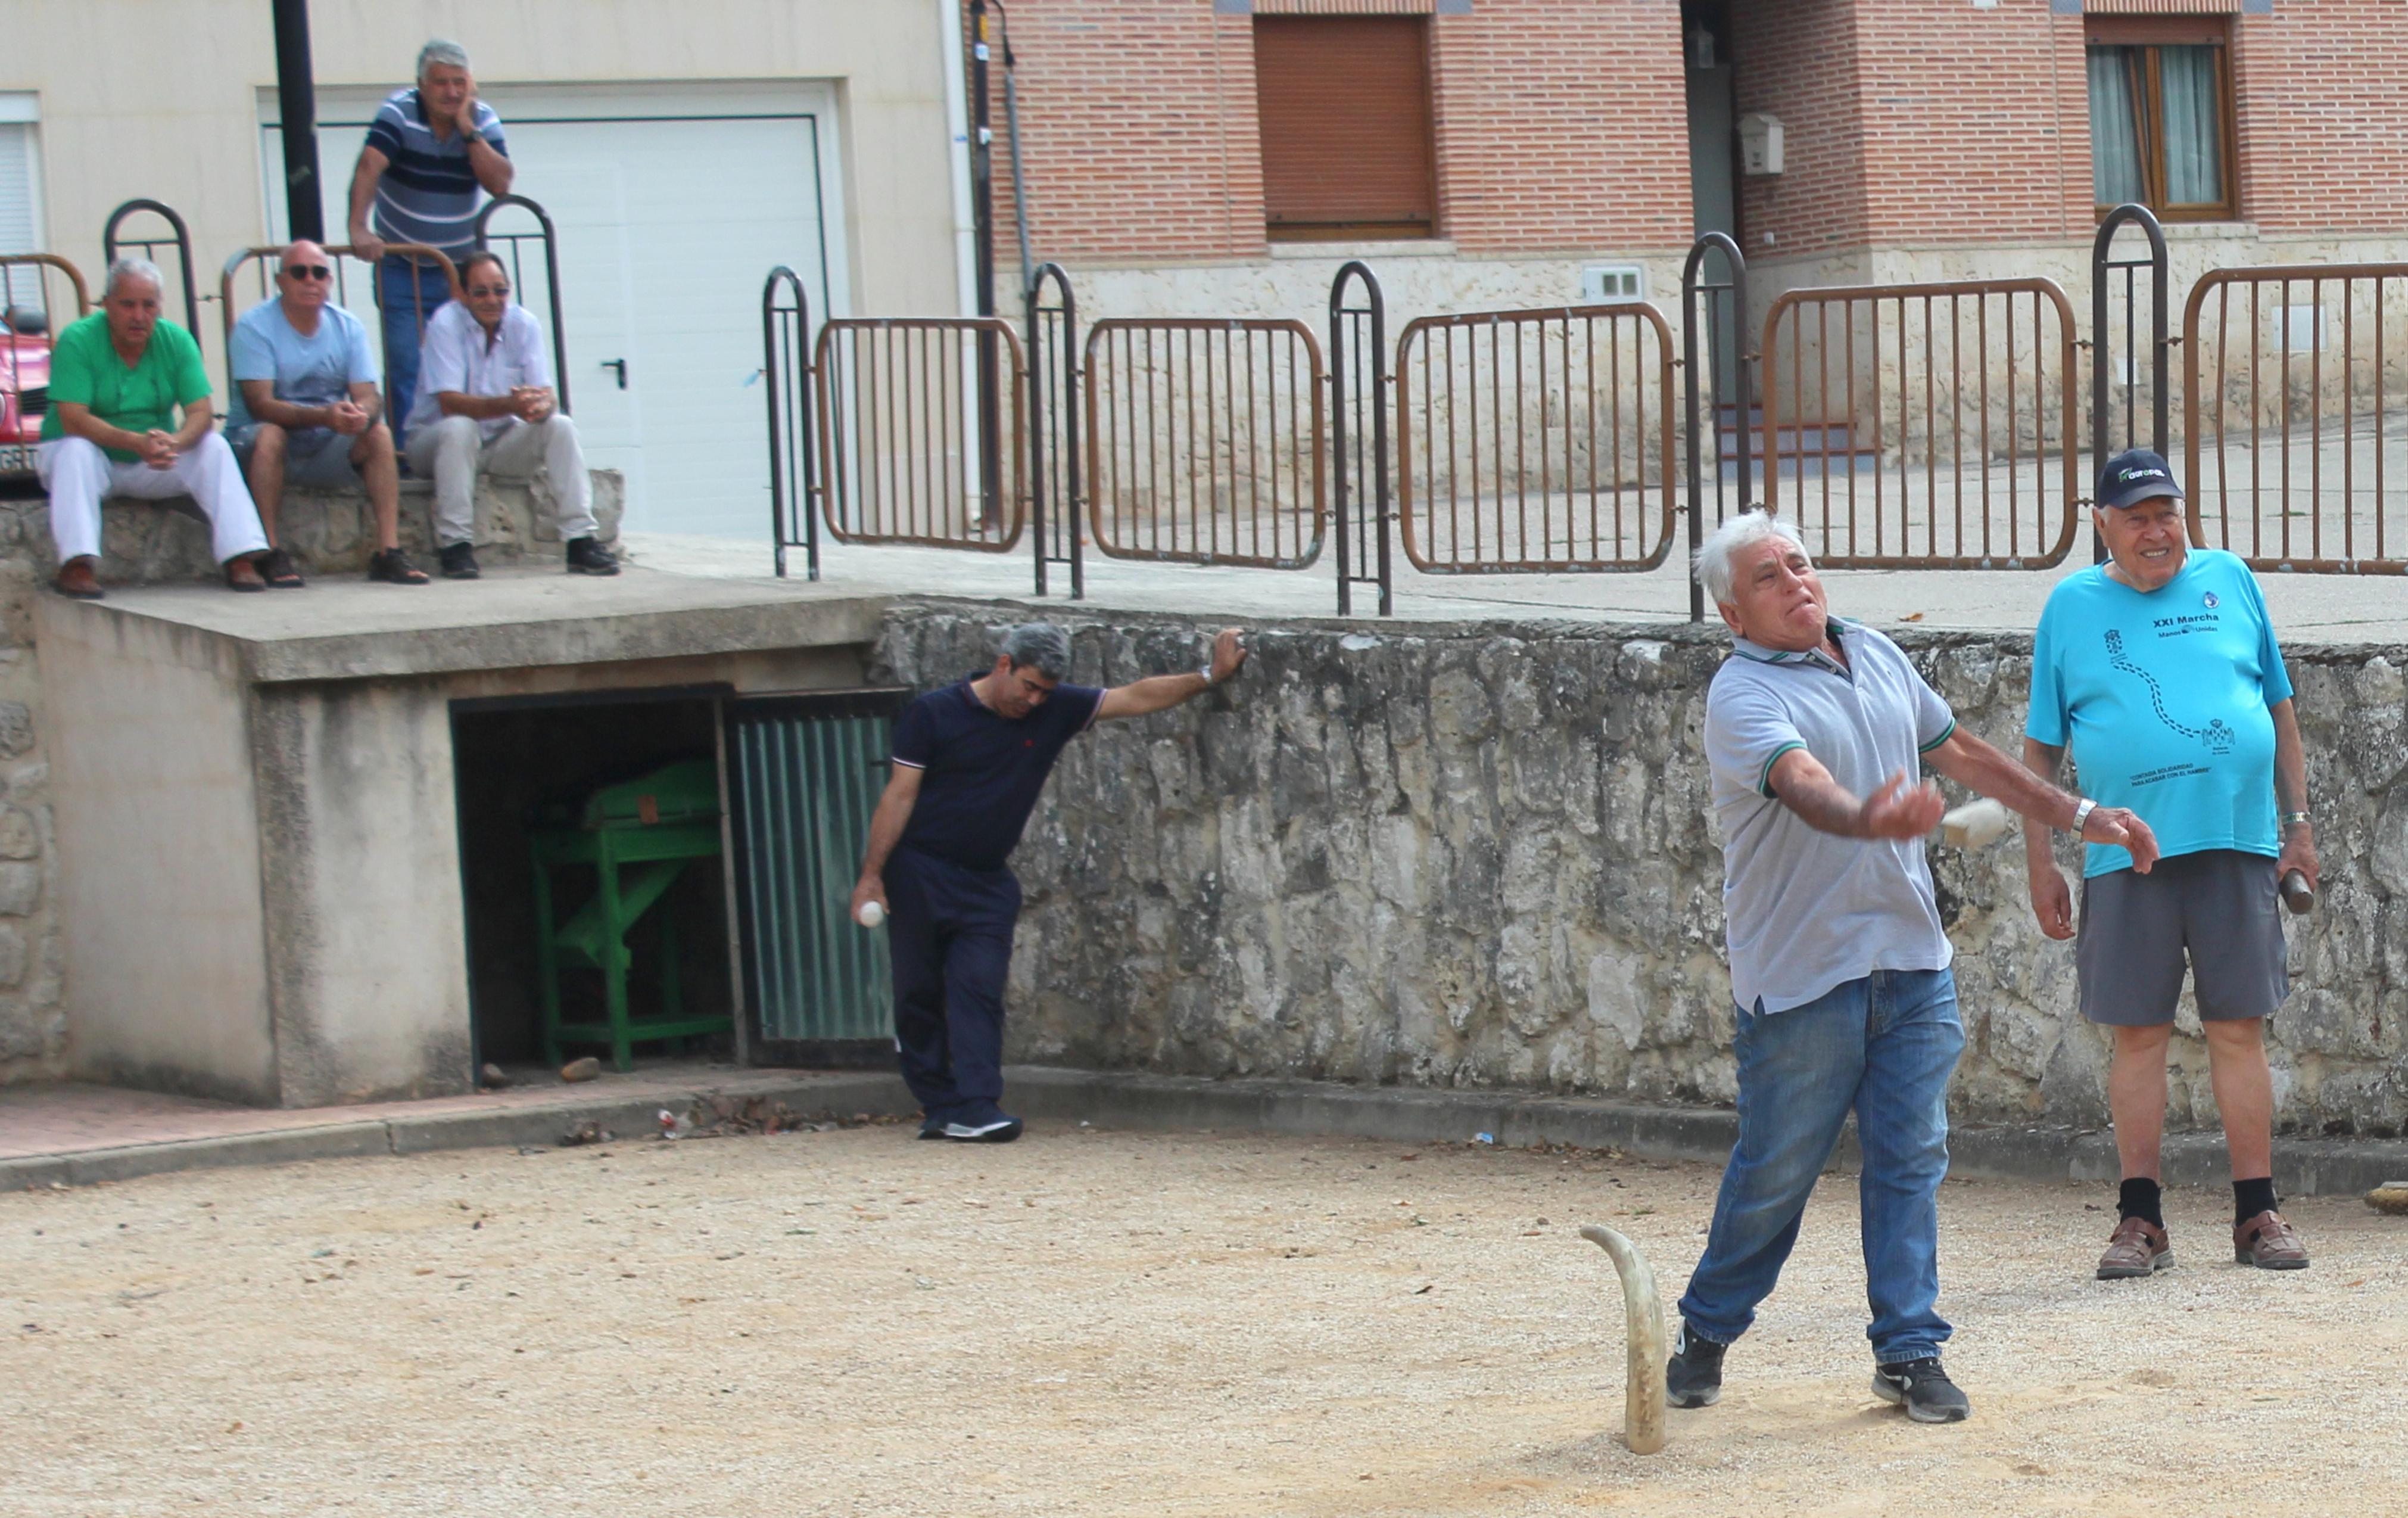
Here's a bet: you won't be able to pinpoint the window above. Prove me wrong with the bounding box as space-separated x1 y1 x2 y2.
0 95 42 256
2086 19 2238 222
1253 17 1436 242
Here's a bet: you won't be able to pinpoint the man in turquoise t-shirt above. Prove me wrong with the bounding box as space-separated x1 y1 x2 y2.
2023 449 2317 1279
37 258 270 598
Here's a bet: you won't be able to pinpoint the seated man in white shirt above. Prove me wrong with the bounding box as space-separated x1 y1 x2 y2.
403 250 618 578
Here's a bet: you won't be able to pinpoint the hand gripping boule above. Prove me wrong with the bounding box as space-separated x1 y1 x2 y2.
1580 1224 1668 1454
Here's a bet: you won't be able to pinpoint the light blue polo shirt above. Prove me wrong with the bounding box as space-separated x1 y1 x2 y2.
1705 620 1958 1014
2027 548 2291 878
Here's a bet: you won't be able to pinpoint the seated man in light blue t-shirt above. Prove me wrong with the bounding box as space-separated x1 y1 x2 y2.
2023 448 2317 1279
226 240 426 586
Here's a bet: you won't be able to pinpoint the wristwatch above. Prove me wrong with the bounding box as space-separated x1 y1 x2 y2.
2070 798 2097 836
1196 658 1217 686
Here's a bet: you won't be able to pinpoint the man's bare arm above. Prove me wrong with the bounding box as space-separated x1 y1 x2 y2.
239 380 338 432
1926 727 2155 869
1764 748 1945 841
345 147 389 259
849 764 925 917
435 390 519 421
1095 628 1247 721
54 400 151 456
170 394 214 452
463 132 515 197
2270 698 2317 891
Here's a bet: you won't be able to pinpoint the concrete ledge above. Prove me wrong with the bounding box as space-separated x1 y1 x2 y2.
10 1067 2407 1197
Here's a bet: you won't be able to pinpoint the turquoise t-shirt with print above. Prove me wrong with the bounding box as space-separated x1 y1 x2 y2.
2026 548 2292 877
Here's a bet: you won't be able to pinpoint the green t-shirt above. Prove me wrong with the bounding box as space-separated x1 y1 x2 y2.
39 312 213 463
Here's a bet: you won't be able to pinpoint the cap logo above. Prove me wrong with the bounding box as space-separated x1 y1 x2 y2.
2117 466 2167 482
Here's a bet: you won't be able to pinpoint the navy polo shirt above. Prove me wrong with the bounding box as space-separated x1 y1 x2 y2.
891 675 1106 871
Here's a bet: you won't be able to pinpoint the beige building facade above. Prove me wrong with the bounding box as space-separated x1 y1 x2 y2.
1 0 973 537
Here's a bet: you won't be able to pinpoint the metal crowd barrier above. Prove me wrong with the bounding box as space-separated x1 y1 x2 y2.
1682 232 1752 621
1083 317 1326 569
102 200 201 337
1 253 92 475
1329 261 1392 614
1025 262 1083 596
2183 263 2408 574
219 242 460 421
473 194 572 414
1761 278 2080 570
1394 301 1677 574
813 316 1027 551
762 266 818 580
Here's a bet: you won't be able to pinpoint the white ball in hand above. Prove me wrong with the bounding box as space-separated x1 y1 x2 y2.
856 900 886 928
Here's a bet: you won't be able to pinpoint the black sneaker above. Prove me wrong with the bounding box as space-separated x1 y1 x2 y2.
942 1105 1024 1143
366 546 430 585
566 536 621 576
1872 1358 1971 1423
1666 1321 1726 1408
439 542 481 580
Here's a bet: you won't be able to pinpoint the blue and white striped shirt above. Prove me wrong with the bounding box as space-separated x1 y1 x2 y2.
363 88 508 256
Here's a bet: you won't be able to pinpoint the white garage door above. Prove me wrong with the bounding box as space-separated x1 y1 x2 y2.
261 82 848 539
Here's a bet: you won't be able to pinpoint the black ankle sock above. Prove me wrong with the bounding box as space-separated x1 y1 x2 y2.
2233 1177 2279 1225
2117 1177 2164 1228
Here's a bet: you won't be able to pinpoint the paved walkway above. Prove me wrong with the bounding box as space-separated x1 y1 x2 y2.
625 528 2408 647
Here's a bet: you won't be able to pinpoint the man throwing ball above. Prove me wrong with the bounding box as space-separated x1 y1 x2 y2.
1672 512 2155 1423
852 622 1247 1142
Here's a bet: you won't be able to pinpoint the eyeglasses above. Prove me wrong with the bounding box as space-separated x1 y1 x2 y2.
282 265 332 281
466 284 511 298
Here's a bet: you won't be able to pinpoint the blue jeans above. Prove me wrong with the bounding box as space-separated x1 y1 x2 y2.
378 256 456 444
882 845 1020 1119
1678 966 1965 1365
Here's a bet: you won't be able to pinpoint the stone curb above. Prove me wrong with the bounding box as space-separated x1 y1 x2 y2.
1004 1068 2408 1197
0 1074 915 1193
8 1067 2407 1197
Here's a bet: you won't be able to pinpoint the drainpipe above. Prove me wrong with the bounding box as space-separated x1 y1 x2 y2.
270 0 324 241
937 0 978 317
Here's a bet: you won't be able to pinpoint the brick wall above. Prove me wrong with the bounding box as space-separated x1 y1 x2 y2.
2233 7 2408 234
986 0 1692 266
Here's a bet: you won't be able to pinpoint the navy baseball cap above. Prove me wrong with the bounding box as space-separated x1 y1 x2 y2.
2098 448 2185 509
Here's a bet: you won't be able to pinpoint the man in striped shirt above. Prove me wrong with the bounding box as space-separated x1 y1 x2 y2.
344 39 513 443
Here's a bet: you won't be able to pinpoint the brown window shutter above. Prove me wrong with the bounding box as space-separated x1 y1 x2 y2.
1254 17 1436 240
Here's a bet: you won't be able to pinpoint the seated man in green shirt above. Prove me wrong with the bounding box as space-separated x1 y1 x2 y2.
36 258 272 598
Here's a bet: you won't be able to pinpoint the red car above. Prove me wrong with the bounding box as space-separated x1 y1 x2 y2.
1 305 52 475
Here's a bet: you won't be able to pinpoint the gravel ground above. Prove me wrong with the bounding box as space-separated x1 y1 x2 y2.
7 1121 2405 1517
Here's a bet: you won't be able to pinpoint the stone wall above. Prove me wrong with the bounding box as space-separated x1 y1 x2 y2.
0 471 622 1082
874 606 2408 1137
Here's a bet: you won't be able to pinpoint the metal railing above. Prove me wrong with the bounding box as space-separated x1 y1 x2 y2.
1761 279 2080 569
1683 232 1752 621
473 194 572 415
219 242 459 420
814 316 1027 550
1083 318 1326 568
101 200 201 335
1025 262 1083 596
1395 302 1677 573
762 266 818 580
1 253 92 474
1329 260 1393 614
2182 263 2408 574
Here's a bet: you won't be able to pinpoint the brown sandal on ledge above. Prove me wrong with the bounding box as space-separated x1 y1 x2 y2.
225 556 267 592
257 546 306 589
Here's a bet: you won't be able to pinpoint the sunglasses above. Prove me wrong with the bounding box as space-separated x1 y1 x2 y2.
282 264 332 281
466 284 512 298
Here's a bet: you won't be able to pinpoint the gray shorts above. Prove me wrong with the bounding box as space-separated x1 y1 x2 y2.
226 422 362 487
2076 849 2289 1026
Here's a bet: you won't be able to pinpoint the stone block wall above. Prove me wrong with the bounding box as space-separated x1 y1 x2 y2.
876 606 2408 1137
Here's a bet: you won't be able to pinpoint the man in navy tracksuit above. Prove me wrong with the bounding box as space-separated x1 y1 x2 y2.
852 622 1248 1141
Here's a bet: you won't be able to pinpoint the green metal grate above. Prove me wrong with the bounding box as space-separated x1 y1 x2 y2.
728 695 900 1046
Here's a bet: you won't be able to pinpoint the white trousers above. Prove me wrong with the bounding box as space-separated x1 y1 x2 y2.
403 413 599 548
38 433 272 566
